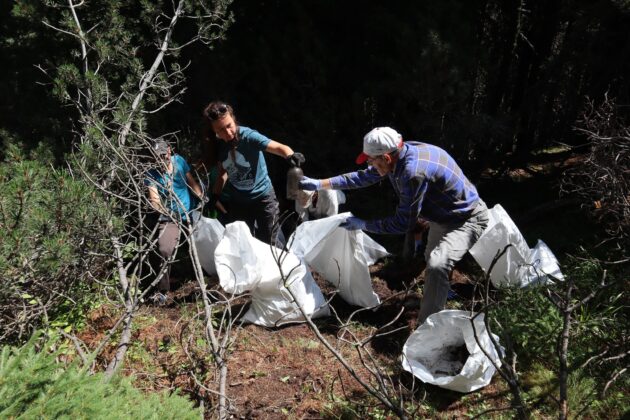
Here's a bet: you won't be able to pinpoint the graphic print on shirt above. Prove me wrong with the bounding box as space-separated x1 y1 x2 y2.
223 150 254 190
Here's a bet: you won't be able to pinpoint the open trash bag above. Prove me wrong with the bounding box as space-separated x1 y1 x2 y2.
401 310 502 393
469 204 564 288
214 221 330 327
295 189 346 221
289 212 389 307
192 214 225 276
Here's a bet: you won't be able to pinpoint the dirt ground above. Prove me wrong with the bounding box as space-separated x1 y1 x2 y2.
72 155 595 418
78 256 508 419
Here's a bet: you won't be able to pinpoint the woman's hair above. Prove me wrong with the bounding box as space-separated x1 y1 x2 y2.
200 123 217 169
203 101 235 122
200 101 237 169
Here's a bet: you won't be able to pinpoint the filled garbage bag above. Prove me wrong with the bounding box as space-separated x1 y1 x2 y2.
214 221 330 327
191 214 225 276
401 310 502 393
469 204 564 288
289 212 389 307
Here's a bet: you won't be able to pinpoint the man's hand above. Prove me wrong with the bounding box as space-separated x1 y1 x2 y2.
287 152 305 167
298 176 321 191
339 216 366 231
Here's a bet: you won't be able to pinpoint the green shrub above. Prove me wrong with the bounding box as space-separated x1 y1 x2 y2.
493 256 626 363
491 255 628 416
492 286 562 363
564 258 627 362
0 149 115 343
0 335 200 419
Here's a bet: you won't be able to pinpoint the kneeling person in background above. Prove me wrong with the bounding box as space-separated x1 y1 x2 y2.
145 140 203 303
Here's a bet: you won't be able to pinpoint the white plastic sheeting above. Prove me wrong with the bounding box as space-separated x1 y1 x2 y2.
214 221 330 327
192 214 225 276
469 204 564 288
289 212 389 307
401 310 502 393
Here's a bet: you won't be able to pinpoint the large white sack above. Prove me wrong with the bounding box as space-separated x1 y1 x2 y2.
289 212 389 307
191 215 225 276
469 204 564 288
214 221 330 327
245 261 328 327
528 239 564 284
401 310 502 393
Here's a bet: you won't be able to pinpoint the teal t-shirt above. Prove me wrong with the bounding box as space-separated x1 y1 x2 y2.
217 126 272 201
146 154 194 221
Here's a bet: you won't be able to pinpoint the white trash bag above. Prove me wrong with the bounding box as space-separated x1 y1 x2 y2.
401 310 502 393
214 221 330 327
289 212 389 307
528 239 564 285
469 204 564 288
191 214 225 276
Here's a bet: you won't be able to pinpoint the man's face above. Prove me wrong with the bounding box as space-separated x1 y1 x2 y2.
211 113 237 142
367 154 392 176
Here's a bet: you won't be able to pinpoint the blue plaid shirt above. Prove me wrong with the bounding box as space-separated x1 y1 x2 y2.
328 142 480 234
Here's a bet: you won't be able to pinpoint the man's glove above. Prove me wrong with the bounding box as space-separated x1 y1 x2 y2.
287 152 305 167
298 176 322 191
339 216 366 231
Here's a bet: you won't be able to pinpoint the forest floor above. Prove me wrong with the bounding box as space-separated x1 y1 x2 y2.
76 151 587 418
78 258 511 419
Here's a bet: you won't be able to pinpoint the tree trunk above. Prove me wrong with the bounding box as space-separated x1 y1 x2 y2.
557 279 574 420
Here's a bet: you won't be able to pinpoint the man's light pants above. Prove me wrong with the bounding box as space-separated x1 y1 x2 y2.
418 201 489 323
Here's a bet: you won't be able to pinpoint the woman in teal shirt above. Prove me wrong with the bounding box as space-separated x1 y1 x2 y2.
202 101 304 244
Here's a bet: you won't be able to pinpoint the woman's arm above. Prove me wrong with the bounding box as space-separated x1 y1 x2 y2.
211 162 228 214
265 140 294 159
212 162 228 196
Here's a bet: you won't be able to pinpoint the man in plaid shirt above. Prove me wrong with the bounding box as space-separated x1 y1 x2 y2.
299 127 489 323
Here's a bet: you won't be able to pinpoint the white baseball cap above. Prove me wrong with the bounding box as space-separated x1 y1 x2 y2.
355 127 403 164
